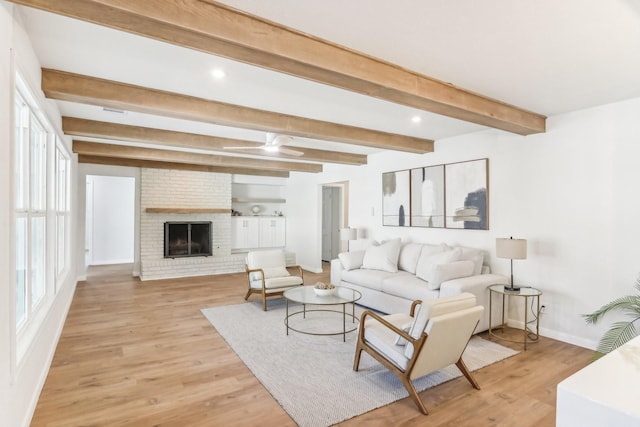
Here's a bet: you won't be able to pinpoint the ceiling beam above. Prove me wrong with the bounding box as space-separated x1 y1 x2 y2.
77 154 290 177
43 69 433 154
72 140 322 173
12 0 545 135
63 117 368 165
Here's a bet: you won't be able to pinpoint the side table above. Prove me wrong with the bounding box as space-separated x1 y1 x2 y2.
488 284 541 350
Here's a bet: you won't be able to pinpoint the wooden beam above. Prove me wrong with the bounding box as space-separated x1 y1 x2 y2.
73 140 322 173
77 155 290 178
12 0 546 135
43 69 433 154
63 117 367 165
145 208 230 214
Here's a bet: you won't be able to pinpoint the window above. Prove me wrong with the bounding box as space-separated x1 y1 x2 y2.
55 141 70 279
13 74 69 345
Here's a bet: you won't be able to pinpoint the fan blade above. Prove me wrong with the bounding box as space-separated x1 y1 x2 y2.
279 147 304 156
222 146 263 150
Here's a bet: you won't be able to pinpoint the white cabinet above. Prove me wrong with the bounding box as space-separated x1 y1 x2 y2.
232 218 260 249
232 217 286 250
259 217 286 248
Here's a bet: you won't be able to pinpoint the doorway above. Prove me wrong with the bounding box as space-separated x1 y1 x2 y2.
321 182 349 262
85 175 135 266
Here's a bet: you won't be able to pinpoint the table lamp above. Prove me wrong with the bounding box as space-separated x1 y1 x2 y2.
496 237 527 291
340 227 357 251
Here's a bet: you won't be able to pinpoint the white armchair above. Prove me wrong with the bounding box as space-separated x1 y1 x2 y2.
244 249 304 311
353 293 483 415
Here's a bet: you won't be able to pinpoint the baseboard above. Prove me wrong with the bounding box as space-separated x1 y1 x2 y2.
506 319 597 350
90 259 134 266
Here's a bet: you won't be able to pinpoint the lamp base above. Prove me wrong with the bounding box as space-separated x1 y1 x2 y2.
504 285 521 292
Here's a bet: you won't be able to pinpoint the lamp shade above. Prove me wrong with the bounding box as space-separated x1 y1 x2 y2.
496 237 527 260
340 228 357 241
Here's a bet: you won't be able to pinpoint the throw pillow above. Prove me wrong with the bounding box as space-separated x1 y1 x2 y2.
361 238 401 273
427 260 475 290
456 246 485 276
398 243 445 273
415 247 462 285
394 320 415 346
250 266 290 281
338 250 365 271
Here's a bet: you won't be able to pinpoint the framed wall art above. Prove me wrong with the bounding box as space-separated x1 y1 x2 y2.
382 170 410 226
445 158 489 229
410 165 445 228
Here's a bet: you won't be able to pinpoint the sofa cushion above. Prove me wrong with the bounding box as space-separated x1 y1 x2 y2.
341 268 398 291
381 272 440 301
456 246 485 276
363 317 409 370
415 247 462 286
338 250 365 271
428 260 475 290
362 238 401 273
397 243 422 274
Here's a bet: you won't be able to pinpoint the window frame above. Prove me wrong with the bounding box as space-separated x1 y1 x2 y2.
13 72 71 364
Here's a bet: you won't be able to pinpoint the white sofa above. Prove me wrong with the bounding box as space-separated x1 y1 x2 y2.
330 238 508 332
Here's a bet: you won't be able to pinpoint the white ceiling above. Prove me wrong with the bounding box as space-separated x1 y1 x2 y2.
16 0 640 159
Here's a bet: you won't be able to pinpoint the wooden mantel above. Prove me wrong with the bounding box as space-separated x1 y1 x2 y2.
145 208 231 214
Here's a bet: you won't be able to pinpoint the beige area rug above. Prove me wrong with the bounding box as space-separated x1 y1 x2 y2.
201 299 519 427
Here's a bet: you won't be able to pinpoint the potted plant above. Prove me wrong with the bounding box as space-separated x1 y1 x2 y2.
583 275 640 358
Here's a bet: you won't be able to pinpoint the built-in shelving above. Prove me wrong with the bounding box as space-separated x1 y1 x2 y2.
231 176 287 216
231 197 286 204
145 208 231 214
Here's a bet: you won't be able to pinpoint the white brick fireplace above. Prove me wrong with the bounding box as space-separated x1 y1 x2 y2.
139 168 245 280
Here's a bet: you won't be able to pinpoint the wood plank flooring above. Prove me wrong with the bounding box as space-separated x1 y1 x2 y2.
31 263 593 426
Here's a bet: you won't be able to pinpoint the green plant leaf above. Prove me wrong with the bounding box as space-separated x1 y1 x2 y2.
584 275 640 356
595 319 640 355
583 295 640 325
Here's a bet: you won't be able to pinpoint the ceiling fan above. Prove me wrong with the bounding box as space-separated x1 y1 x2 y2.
224 133 304 156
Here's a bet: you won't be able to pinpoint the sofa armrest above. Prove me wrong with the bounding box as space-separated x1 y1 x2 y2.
439 273 509 298
330 258 343 285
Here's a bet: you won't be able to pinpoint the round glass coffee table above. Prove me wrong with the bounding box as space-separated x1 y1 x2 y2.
283 286 362 342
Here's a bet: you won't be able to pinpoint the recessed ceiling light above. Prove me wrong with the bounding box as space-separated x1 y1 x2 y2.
411 115 422 123
211 68 226 79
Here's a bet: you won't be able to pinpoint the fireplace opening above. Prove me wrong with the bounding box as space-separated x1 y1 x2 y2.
164 221 212 258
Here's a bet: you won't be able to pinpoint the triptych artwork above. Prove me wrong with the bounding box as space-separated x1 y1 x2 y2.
382 158 488 230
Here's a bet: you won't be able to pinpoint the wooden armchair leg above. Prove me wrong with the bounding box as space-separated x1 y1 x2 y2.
353 340 364 371
262 294 268 311
455 358 480 390
244 289 252 300
400 376 429 415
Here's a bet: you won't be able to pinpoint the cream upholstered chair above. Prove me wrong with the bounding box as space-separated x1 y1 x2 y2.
244 249 304 311
353 292 483 415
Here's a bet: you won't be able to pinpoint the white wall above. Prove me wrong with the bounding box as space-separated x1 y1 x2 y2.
286 97 640 350
87 175 135 265
1 3 79 426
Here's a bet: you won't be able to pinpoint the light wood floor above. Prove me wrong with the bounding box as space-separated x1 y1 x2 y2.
31 264 593 426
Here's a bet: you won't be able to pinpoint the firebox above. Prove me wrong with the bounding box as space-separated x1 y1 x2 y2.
164 221 212 258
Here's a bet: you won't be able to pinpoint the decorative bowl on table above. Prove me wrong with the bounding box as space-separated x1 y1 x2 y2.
313 282 335 296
